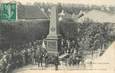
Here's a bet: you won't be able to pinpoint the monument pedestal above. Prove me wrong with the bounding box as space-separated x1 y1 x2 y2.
45 35 61 55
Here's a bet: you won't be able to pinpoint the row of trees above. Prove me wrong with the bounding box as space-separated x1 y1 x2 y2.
0 20 49 50
0 20 114 52
60 19 114 54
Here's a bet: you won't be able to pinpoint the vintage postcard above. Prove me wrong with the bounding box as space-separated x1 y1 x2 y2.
0 0 115 73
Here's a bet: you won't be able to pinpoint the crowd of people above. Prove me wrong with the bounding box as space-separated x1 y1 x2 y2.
60 39 84 66
0 40 46 73
0 40 60 73
0 39 85 73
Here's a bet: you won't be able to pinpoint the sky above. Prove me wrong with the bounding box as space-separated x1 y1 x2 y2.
1 0 115 6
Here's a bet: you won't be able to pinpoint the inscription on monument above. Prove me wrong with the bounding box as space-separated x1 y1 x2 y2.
47 41 57 52
51 27 56 32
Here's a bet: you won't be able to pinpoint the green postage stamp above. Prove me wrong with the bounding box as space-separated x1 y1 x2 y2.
0 3 16 21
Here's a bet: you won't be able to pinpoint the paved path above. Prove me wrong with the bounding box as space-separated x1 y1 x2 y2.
12 64 86 73
12 63 114 73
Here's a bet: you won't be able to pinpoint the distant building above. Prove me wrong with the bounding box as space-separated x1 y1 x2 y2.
17 4 48 20
77 10 115 23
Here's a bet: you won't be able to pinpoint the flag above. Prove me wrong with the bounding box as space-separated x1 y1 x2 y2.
42 40 46 49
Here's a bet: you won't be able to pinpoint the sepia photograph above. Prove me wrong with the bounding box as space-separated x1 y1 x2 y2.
0 0 115 73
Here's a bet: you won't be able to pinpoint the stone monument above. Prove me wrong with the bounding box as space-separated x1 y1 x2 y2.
45 5 61 55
